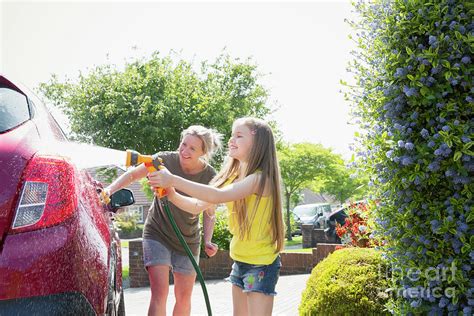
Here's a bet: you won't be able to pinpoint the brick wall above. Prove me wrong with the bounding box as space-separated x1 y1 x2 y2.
129 239 149 288
280 251 315 275
302 224 313 248
302 225 339 248
199 250 234 280
129 239 339 288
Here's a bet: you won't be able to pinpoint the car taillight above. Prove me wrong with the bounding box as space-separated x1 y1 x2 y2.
11 155 78 233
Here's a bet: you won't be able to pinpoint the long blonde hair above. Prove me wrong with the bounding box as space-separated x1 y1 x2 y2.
212 117 284 253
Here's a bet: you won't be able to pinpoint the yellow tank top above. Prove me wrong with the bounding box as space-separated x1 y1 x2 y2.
225 175 279 265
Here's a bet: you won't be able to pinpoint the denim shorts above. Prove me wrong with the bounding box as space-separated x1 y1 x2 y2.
142 238 199 275
226 256 281 296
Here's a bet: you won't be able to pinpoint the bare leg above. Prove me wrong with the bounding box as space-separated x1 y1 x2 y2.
172 271 196 316
147 265 170 316
232 285 249 316
248 292 274 316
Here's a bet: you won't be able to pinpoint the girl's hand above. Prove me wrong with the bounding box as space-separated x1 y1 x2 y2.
204 242 218 257
148 168 174 188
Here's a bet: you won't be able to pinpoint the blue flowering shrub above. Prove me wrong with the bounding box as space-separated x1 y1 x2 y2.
345 1 473 315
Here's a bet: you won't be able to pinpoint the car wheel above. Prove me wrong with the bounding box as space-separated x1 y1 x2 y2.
106 269 117 316
117 291 125 316
106 301 117 316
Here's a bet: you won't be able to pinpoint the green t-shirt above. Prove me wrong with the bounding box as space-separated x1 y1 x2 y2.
142 151 216 256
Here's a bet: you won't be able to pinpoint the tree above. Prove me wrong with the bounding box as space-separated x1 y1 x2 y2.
321 156 368 205
38 52 274 160
278 143 337 240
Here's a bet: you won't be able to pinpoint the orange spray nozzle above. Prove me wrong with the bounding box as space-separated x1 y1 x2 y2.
126 149 167 197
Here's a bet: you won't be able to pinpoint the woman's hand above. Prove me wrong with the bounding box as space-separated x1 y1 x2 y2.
204 242 218 257
99 187 111 205
204 208 216 217
148 168 174 188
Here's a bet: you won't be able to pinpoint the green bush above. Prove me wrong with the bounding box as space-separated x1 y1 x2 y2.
284 210 298 237
299 247 390 316
200 207 232 251
211 210 232 250
346 1 473 314
115 210 142 233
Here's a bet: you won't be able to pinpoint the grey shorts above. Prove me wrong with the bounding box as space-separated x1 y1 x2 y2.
142 238 199 275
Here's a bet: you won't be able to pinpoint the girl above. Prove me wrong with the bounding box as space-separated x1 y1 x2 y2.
105 125 222 316
148 117 285 316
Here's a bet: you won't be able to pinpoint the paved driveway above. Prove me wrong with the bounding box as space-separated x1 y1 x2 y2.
124 273 310 315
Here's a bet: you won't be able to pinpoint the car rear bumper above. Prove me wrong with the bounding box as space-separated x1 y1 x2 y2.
0 210 111 314
0 292 95 316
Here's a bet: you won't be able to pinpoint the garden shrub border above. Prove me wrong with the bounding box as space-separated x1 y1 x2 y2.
346 1 473 314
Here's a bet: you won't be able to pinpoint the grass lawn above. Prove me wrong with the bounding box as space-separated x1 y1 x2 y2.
283 248 312 253
121 241 129 282
282 235 312 253
284 235 302 247
122 265 129 279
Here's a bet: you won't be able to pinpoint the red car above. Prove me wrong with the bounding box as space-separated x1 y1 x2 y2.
0 75 131 315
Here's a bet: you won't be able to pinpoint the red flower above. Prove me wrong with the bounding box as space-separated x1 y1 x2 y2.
336 201 375 248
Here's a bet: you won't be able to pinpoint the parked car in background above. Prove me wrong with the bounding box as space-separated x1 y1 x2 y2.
291 203 332 235
0 74 132 315
324 207 348 243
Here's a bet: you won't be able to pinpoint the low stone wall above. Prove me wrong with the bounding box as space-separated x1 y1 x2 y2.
118 228 143 240
302 225 339 248
129 239 148 288
128 239 339 288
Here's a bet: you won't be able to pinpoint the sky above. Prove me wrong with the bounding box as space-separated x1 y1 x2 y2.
1 0 358 159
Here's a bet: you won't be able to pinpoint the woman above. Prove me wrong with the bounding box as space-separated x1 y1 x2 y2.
105 125 222 316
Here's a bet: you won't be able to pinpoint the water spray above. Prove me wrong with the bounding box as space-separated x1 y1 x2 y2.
125 150 213 316
42 141 128 169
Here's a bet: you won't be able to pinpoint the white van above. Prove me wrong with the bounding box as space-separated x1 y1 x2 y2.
292 203 332 234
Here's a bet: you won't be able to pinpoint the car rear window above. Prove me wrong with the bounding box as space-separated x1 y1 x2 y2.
316 204 332 214
294 204 331 217
294 205 317 217
0 87 30 132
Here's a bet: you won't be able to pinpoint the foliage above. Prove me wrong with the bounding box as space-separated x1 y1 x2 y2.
201 207 232 251
210 210 232 251
335 201 374 247
284 210 298 238
346 1 473 314
115 210 142 233
38 52 274 164
284 235 302 248
122 265 129 279
299 247 390 315
140 177 154 202
278 143 337 240
321 156 369 204
94 167 118 184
